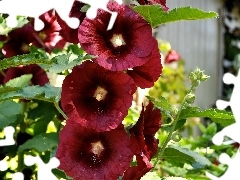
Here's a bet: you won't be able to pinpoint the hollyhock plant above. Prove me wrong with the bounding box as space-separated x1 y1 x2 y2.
78 2 158 71
3 64 49 86
127 45 162 88
56 0 86 44
61 61 136 131
2 24 36 57
56 120 134 180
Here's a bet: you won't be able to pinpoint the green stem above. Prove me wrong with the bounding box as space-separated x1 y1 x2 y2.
54 102 68 120
153 87 194 167
17 151 24 172
0 70 6 76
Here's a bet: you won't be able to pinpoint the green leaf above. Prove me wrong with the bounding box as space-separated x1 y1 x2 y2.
133 5 218 28
0 84 61 103
28 101 58 135
162 145 211 169
0 100 21 129
52 169 73 180
0 52 92 72
0 53 50 70
179 107 235 127
18 132 59 152
147 96 173 119
5 74 32 87
48 54 90 73
0 86 20 94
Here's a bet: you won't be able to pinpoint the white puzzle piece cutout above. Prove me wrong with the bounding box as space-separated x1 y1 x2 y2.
79 0 123 30
25 155 60 180
0 0 123 31
213 71 240 145
12 172 24 180
0 126 24 179
0 159 8 171
206 69 240 179
0 126 15 147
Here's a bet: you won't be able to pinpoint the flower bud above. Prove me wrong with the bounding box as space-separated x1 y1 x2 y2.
172 132 182 142
170 106 178 118
185 93 195 104
189 72 197 83
200 74 210 82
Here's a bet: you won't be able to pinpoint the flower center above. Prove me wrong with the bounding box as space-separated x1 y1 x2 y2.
91 141 104 157
20 43 29 53
110 34 126 47
93 86 108 101
39 32 47 41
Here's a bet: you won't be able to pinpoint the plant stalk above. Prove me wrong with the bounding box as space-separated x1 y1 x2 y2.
153 87 194 166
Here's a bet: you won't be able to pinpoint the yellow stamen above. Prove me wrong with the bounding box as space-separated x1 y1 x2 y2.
110 34 126 47
91 141 104 156
93 86 108 101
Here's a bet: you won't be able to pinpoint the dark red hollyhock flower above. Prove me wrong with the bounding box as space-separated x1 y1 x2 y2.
127 44 162 88
3 64 49 86
137 0 168 12
165 49 181 64
61 61 136 131
2 24 36 57
0 35 7 42
56 1 86 44
123 154 153 180
56 120 134 180
124 102 161 179
33 11 66 52
233 142 240 148
78 2 157 71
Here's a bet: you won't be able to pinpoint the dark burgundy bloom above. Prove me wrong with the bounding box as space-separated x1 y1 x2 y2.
0 35 7 42
131 102 161 158
2 24 36 57
34 11 66 52
165 50 181 64
61 61 136 131
123 154 153 180
78 2 157 71
56 1 86 44
3 64 49 86
56 120 134 180
137 0 168 12
127 44 162 88
124 102 161 179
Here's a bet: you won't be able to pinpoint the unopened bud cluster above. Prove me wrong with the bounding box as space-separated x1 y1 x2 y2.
189 68 209 88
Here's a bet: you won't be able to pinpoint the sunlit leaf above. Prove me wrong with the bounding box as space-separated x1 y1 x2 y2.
133 5 218 28
179 107 235 127
147 96 173 119
5 74 32 88
0 84 61 103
